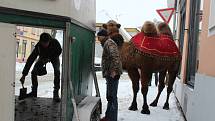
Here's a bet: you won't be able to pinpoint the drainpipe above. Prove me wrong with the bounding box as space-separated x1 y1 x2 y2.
180 0 191 83
172 0 178 40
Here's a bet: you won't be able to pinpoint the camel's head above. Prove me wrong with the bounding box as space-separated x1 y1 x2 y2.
157 22 173 38
106 20 121 35
141 21 158 36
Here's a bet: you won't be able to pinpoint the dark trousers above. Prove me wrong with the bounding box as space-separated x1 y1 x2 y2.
31 57 60 92
105 76 120 121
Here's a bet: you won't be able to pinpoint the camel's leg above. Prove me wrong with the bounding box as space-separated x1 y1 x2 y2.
150 71 166 107
163 71 177 110
140 71 152 114
127 68 140 111
148 78 152 86
154 72 159 86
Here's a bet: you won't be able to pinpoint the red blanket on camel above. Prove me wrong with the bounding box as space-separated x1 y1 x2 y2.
131 32 180 57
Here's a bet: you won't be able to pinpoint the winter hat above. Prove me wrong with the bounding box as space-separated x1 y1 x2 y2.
97 29 108 37
40 32 51 43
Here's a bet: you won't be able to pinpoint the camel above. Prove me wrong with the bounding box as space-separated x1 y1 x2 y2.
116 21 181 114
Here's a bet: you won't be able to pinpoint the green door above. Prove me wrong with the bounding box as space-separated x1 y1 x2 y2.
66 23 95 121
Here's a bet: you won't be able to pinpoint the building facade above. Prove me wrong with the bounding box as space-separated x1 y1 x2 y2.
173 0 215 121
16 26 51 62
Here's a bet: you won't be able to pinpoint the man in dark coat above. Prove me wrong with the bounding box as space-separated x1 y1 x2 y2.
20 32 62 102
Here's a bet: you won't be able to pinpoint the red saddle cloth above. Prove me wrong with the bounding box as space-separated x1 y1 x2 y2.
131 32 180 57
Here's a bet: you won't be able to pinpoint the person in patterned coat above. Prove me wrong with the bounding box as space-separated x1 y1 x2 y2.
97 29 122 121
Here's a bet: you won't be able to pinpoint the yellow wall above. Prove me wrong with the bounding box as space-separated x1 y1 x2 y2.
16 26 51 62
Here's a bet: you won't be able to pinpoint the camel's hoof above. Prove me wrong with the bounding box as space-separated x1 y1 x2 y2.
150 101 158 107
141 108 150 114
128 105 138 111
163 103 169 110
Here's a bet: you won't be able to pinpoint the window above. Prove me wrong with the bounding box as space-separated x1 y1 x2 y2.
208 0 215 36
179 0 187 53
22 40 27 61
31 42 35 52
186 0 201 87
16 40 20 58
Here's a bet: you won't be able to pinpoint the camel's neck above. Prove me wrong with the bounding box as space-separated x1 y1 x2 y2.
118 42 130 51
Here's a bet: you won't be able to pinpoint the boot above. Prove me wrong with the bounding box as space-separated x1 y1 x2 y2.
53 90 61 102
27 75 38 98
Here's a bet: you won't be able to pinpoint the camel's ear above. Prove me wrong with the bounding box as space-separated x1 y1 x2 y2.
116 24 121 28
102 24 107 29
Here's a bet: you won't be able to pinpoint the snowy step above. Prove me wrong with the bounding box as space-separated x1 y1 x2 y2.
72 96 101 121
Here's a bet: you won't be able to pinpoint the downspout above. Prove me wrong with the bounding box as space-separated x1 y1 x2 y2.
173 0 178 40
181 0 191 83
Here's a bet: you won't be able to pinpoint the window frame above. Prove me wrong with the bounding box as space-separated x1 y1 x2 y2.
186 0 201 87
22 40 27 61
16 40 20 58
208 0 215 36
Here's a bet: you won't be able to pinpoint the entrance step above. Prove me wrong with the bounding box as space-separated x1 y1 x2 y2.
72 96 101 121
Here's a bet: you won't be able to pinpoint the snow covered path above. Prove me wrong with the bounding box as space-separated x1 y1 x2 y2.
15 62 185 121
94 72 185 121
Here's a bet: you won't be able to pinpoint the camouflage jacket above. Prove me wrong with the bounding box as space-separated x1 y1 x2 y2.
102 38 122 78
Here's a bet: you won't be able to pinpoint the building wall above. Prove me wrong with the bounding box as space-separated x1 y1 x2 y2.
198 0 215 76
0 0 96 30
0 22 16 121
180 0 191 83
16 26 51 62
174 0 215 121
124 28 140 37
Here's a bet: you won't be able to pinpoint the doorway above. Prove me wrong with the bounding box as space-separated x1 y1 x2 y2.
14 25 64 121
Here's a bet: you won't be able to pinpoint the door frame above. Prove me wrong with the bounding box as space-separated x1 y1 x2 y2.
0 7 71 121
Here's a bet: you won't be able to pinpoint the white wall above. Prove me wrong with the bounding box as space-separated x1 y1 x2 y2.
0 0 96 29
0 0 70 17
70 0 96 30
174 74 215 121
0 23 16 121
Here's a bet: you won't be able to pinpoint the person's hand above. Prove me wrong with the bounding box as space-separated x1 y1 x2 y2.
20 75 26 85
111 71 116 78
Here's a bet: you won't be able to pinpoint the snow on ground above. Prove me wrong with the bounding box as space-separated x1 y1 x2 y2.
15 62 185 121
93 72 185 121
15 62 61 97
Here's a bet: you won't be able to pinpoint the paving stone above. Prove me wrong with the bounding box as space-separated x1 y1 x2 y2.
15 97 61 121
